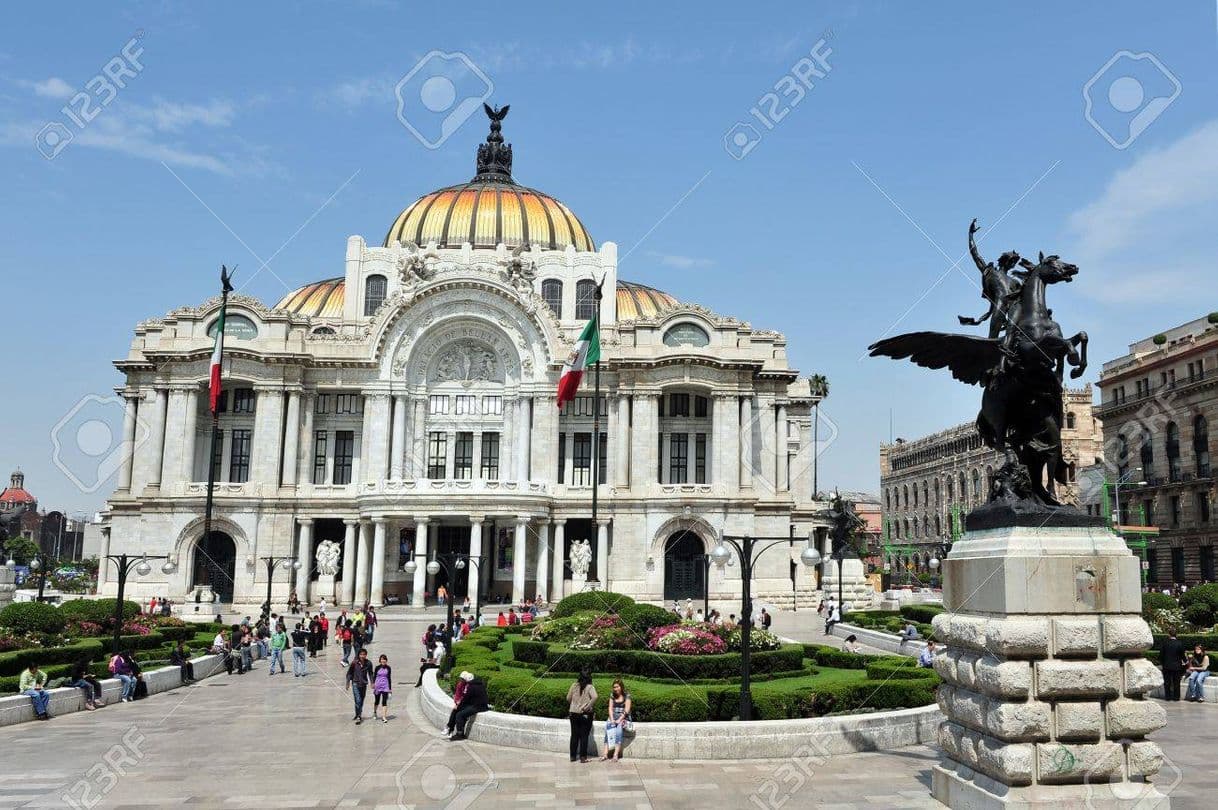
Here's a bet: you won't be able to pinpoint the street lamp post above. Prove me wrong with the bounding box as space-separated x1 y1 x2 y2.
105 554 175 652
711 531 820 721
405 551 486 651
927 541 952 588
29 553 49 603
260 555 301 618
697 553 714 620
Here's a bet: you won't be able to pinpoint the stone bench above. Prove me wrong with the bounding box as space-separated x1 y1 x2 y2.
417 669 940 759
831 622 929 657
0 648 242 728
1150 672 1218 702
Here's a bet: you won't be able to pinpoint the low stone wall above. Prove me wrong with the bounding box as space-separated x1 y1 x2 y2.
417 670 940 759
1150 676 1217 702
830 622 929 657
0 647 247 727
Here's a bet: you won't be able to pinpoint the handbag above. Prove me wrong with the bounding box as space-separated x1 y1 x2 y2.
623 714 635 734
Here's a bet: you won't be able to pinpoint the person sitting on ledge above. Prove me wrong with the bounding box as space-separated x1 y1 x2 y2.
169 641 196 683
496 611 507 627
19 663 52 720
1186 645 1210 702
918 639 937 668
842 634 861 653
448 674 489 741
68 659 104 709
415 653 439 687
901 622 921 642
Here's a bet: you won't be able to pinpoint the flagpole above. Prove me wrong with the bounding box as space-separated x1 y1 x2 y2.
591 280 603 586
201 266 233 607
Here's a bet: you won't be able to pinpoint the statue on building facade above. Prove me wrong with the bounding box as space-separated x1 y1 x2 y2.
869 222 1094 528
315 540 341 576
568 539 593 579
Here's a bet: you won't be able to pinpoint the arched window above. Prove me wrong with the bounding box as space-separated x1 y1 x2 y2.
985 465 994 497
575 279 597 320
923 516 930 537
959 472 966 503
312 326 335 336
913 519 920 539
971 469 981 499
934 478 941 506
1140 430 1154 478
1166 422 1181 482
663 323 711 347
934 514 941 537
885 489 891 510
947 476 954 502
1117 434 1130 480
922 481 929 506
1195 415 1211 477
904 519 910 538
541 279 563 318
364 274 387 316
913 483 919 508
1066 411 1076 429
903 485 909 509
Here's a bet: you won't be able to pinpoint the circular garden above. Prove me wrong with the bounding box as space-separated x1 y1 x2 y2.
448 591 939 721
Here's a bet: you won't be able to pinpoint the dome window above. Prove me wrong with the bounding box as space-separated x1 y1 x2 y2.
663 323 710 348
207 313 258 340
575 280 597 320
312 326 336 336
542 279 564 318
364 274 387 316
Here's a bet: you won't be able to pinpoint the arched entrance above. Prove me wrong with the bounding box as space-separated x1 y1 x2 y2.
663 531 705 602
192 532 236 603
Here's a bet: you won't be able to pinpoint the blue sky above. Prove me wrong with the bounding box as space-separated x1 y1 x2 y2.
2 1 1216 514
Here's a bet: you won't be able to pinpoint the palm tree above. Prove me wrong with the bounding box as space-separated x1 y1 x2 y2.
809 375 829 497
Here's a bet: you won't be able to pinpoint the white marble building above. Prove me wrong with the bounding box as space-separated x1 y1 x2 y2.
98 112 831 609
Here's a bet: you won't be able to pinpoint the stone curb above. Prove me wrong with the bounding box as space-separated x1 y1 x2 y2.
417 669 940 759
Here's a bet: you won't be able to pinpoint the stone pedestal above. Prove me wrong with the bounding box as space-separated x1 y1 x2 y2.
821 556 871 608
315 574 337 604
0 565 15 610
931 525 1170 808
570 574 588 595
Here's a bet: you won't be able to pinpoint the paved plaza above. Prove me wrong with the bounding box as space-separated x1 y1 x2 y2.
0 613 1211 809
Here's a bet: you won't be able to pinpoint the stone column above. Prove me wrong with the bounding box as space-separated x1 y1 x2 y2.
931 524 1168 808
295 518 313 602
180 386 199 484
252 387 285 485
629 393 658 489
715 393 741 489
353 521 371 607
340 519 358 605
410 396 426 478
530 395 558 482
370 517 387 606
740 395 754 489
777 403 789 492
516 396 532 481
160 388 186 486
365 394 391 483
146 387 169 489
512 517 528 604
390 395 407 479
615 395 630 488
596 519 610 588
282 390 302 487
551 519 566 601
412 516 430 607
298 393 315 486
535 520 551 603
118 393 138 491
468 516 484 606
96 527 111 591
502 399 515 477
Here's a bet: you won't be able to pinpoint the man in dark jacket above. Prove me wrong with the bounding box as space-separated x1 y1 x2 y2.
1159 629 1188 701
345 649 373 724
449 676 489 740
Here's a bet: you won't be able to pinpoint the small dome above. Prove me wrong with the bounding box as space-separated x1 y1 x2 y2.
616 280 679 321
275 277 344 318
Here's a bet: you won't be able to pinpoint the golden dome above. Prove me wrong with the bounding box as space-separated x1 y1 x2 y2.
275 277 679 323
384 180 594 252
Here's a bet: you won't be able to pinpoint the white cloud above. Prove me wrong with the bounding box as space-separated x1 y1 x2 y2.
1066 119 1218 304
647 251 714 269
315 76 394 110
22 77 75 99
136 98 235 131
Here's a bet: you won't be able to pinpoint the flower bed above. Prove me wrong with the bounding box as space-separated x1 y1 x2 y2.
647 624 726 655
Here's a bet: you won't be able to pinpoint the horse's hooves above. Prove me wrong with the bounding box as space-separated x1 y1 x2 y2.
1070 368 1085 379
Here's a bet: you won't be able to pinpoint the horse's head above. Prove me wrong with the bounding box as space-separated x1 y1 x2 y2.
1024 251 1078 284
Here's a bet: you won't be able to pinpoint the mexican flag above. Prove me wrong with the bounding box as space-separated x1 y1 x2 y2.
209 298 227 413
556 314 600 407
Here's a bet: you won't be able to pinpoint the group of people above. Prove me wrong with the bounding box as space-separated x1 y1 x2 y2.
819 598 843 635
566 672 633 763
145 596 174 616
1158 629 1211 702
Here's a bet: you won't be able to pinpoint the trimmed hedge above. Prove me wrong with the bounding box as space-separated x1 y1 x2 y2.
0 639 105 676
899 604 945 624
549 591 636 618
513 640 806 680
0 602 66 634
865 658 941 683
102 632 167 654
800 644 887 670
58 598 141 625
1141 592 1177 612
619 602 677 635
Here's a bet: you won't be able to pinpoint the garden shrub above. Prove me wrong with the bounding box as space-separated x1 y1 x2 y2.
1141 592 1177 612
865 659 941 683
1183 603 1215 630
549 591 635 618
58 598 141 626
0 602 66 635
0 638 105 676
801 644 886 670
516 643 806 680
101 631 166 654
511 639 549 664
899 604 944 623
619 602 677 635
529 611 601 643
1179 583 1218 627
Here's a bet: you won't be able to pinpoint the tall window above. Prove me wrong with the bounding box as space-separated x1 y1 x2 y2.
1194 415 1210 477
557 432 566 483
312 431 328 484
913 483 919 508
1201 545 1216 582
454 395 477 415
1146 548 1159 583
1117 434 1130 481
670 434 689 483
211 429 224 481
1166 422 1181 482
1170 494 1181 526
229 429 251 483
231 388 255 413
481 395 502 415
334 394 363 414
971 470 980 499
598 431 607 485
454 432 473 479
1171 546 1185 582
364 274 387 316
428 395 449 415
695 433 707 484
575 279 597 320
1197 491 1211 523
1142 498 1154 526
542 279 563 318
1066 411 1076 429
481 432 500 479
573 433 592 485
427 432 447 479
333 431 354 485
903 485 909 509
1140 431 1154 478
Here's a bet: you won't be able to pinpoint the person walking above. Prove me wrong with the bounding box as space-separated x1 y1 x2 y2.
566 670 597 763
372 654 392 723
600 679 632 762
448 675 489 741
1186 644 1211 702
345 649 373 724
308 614 322 658
268 624 288 676
19 663 53 720
319 613 329 648
290 622 309 677
1159 628 1187 701
339 621 353 666
364 607 378 644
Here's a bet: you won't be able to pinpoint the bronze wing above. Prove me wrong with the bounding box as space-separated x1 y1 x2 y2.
868 332 1002 386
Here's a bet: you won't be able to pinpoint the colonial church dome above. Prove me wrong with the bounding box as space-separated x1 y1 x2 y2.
384 104 594 252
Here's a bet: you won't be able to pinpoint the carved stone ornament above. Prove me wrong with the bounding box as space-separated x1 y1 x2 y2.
433 341 500 384
569 539 593 579
315 540 342 576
